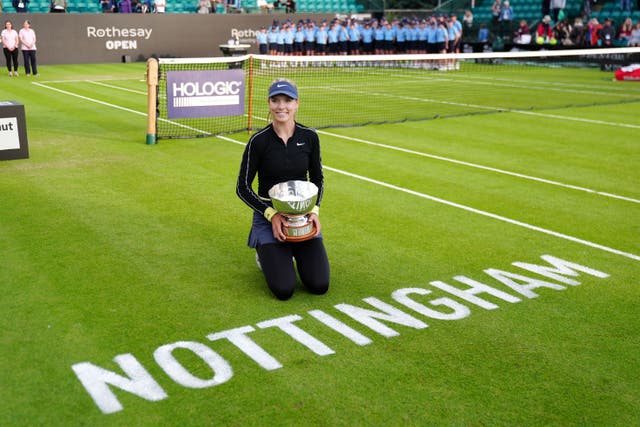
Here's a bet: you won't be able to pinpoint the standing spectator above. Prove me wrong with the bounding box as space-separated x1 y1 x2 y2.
197 0 210 13
491 0 502 31
50 0 67 12
436 19 448 69
499 1 514 38
100 0 116 12
541 0 551 18
12 0 29 12
550 0 565 22
583 0 592 19
284 0 295 13
383 21 395 54
337 19 348 56
293 23 304 56
360 20 374 54
304 20 316 56
347 20 360 55
410 19 420 53
598 18 617 46
327 21 339 56
587 18 602 46
315 20 328 56
19 20 37 76
267 24 278 55
139 0 152 12
256 26 268 55
373 19 385 54
283 24 294 56
436 21 449 53
154 0 165 12
257 0 273 10
2 20 20 77
568 17 586 46
417 19 428 54
119 0 132 12
478 23 490 42
451 14 463 51
396 21 407 54
620 0 631 14
463 10 474 30
447 18 461 69
450 16 462 52
276 24 285 56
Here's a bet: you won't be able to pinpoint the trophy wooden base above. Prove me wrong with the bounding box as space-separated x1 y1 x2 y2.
283 214 318 242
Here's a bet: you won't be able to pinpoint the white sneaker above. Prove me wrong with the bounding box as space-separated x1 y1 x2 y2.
255 253 262 270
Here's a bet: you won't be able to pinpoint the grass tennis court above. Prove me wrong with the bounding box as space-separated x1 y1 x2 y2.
1 61 639 425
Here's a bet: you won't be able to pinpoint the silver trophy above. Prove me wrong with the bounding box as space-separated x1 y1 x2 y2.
268 180 319 242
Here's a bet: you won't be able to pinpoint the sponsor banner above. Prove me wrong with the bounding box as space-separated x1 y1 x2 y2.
0 117 20 151
166 70 245 119
15 14 334 65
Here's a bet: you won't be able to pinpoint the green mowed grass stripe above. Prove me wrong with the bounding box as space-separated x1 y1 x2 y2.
319 138 639 254
330 115 639 199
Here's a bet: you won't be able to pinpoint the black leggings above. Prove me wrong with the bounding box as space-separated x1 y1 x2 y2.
4 48 19 72
257 238 330 301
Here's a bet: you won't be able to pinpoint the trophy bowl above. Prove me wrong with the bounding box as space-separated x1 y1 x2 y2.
268 180 319 242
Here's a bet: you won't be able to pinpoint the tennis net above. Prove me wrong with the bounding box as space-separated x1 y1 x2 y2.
146 47 640 142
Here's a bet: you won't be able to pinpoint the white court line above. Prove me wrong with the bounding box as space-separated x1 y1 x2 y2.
318 130 640 204
37 77 138 84
88 80 147 95
33 82 146 115
33 81 640 262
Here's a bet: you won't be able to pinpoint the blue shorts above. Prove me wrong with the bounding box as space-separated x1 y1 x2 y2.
248 211 277 248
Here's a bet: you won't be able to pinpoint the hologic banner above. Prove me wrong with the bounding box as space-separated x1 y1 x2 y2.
166 70 245 119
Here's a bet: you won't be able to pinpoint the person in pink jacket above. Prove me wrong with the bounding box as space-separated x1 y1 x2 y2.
2 20 19 76
19 20 37 76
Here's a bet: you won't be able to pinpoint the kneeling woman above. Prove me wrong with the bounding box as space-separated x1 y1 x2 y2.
236 79 330 300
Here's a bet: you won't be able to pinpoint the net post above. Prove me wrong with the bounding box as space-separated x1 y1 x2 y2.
247 56 254 133
145 57 159 145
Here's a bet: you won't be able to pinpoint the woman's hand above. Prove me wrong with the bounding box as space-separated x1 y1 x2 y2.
307 213 321 235
271 213 289 242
